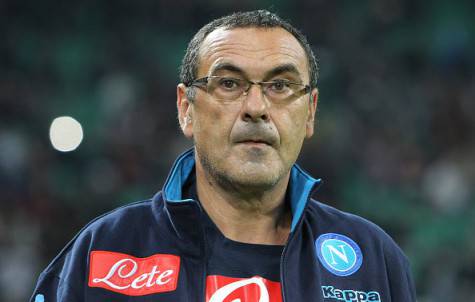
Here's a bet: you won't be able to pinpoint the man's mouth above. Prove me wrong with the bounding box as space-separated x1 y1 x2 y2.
237 139 272 146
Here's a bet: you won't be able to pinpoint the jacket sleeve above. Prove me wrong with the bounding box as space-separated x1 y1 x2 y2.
30 230 91 302
385 242 417 301
30 272 80 302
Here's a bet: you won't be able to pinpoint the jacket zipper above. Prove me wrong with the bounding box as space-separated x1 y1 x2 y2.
280 235 292 302
280 183 321 302
196 201 208 302
280 212 302 302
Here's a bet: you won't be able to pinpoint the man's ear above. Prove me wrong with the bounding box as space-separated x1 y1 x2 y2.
305 88 318 138
177 83 194 139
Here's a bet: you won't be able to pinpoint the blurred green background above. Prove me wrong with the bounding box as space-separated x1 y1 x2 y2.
1 0 474 301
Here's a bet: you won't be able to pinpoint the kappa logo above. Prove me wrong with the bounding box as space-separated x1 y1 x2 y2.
206 275 282 302
322 286 381 302
315 233 363 276
88 251 180 296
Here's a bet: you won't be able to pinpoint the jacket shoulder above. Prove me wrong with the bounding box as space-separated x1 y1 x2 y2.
306 199 408 260
306 200 416 299
32 195 166 299
49 194 164 267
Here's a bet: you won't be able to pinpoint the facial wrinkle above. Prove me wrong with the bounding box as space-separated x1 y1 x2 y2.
205 43 303 62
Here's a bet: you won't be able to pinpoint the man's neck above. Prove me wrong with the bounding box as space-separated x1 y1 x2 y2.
195 166 292 246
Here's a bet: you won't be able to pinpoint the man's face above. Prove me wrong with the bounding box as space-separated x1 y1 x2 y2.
177 27 318 192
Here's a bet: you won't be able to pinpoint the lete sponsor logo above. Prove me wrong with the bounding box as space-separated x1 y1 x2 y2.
206 275 282 302
88 251 180 296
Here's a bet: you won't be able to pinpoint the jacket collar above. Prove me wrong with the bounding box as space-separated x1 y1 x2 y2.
160 148 322 232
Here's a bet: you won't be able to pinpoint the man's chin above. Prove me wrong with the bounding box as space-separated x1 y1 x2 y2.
233 143 275 160
197 149 286 191
220 165 284 190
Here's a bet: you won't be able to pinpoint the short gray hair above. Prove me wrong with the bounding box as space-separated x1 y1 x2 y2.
179 10 319 100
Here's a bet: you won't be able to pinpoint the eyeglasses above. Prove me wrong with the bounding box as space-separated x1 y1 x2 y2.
187 76 311 103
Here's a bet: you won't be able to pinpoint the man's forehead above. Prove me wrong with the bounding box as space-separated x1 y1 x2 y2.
197 27 308 78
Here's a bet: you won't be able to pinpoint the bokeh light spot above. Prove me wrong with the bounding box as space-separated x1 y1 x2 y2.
49 116 84 152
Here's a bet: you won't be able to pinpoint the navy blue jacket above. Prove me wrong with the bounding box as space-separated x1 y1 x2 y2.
31 149 416 301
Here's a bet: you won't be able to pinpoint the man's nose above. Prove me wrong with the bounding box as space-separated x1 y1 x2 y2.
240 84 270 122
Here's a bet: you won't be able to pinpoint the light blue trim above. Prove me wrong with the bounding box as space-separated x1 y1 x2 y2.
289 165 321 231
163 148 196 203
163 148 321 230
35 294 45 302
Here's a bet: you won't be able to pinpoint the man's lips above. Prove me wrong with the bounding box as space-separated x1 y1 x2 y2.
237 139 272 146
232 126 278 147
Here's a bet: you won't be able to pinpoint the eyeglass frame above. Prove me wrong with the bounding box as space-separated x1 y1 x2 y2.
186 75 311 102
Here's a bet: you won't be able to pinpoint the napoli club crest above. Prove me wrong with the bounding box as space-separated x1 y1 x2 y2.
315 233 363 277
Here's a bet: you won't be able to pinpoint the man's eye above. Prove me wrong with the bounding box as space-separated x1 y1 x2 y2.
218 78 240 90
270 80 290 92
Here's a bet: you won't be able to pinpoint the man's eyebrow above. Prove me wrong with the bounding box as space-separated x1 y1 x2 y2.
209 63 245 76
264 64 302 81
208 62 303 80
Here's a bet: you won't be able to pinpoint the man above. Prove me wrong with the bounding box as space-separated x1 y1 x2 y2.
31 10 416 302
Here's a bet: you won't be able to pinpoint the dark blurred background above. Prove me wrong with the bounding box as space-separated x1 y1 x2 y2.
1 0 474 301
